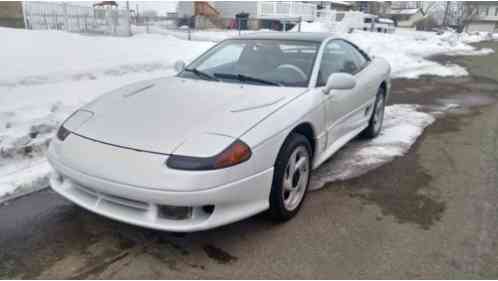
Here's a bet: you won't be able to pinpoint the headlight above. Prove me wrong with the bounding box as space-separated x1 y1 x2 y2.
56 125 71 141
166 140 252 170
55 110 93 142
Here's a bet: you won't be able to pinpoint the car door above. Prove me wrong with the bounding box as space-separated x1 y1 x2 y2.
317 39 372 149
338 40 377 133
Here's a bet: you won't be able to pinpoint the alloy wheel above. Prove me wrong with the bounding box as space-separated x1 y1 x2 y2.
373 94 385 134
282 145 310 211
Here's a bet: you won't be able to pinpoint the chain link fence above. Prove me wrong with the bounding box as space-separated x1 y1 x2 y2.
24 1 131 36
131 14 303 42
22 2 305 39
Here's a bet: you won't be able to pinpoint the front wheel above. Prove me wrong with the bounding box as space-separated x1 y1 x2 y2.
269 133 311 221
362 88 385 139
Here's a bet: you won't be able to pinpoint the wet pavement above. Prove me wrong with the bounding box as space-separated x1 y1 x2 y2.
1 42 497 279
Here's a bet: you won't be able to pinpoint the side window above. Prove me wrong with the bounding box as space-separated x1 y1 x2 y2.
317 40 361 86
349 44 369 70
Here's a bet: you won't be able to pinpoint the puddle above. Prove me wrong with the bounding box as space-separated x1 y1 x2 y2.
437 94 496 108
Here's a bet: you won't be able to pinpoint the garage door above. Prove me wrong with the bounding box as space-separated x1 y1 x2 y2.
467 22 495 33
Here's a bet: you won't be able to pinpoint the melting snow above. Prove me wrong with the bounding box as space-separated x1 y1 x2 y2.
0 159 52 201
0 27 213 87
310 104 435 191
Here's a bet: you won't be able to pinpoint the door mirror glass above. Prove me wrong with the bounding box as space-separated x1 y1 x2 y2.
324 72 356 93
174 60 186 73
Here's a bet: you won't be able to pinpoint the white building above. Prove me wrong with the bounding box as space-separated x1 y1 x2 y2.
387 8 425 28
464 2 498 33
390 1 423 10
177 1 317 30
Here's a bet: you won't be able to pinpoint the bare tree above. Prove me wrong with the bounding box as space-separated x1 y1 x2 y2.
453 2 479 30
420 2 439 17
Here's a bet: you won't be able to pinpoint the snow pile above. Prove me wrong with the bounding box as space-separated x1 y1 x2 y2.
344 30 473 78
310 104 435 190
292 22 493 78
0 159 51 200
459 31 497 43
0 27 213 87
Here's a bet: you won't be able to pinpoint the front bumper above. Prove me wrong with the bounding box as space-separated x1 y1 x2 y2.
48 137 273 232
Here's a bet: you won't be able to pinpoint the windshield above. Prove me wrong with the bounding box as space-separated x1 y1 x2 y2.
179 39 320 87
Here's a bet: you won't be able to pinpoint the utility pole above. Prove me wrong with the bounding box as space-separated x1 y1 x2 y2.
126 1 132 36
136 4 139 23
63 1 69 32
22 1 29 29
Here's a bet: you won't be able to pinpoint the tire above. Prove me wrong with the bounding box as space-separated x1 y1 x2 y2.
269 133 312 221
361 87 386 139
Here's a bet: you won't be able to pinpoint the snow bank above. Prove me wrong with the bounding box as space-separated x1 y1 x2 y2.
0 159 51 201
345 30 480 78
0 27 213 87
310 104 435 190
291 22 493 78
459 31 498 43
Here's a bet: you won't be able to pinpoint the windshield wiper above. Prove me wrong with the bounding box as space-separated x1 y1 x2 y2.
184 68 219 81
214 73 281 86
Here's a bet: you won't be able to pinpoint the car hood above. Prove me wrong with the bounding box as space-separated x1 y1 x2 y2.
70 77 305 155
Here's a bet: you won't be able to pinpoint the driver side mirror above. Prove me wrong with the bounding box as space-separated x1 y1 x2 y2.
323 73 357 94
174 60 186 73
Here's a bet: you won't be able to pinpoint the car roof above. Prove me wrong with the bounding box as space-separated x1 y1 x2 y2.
234 32 337 43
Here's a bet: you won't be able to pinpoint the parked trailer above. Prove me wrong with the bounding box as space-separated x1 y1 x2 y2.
316 10 395 33
362 15 395 33
375 18 395 33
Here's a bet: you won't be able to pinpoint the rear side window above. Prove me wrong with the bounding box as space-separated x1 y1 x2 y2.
349 43 369 70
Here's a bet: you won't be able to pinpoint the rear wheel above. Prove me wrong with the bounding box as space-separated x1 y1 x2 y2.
362 88 385 139
269 133 311 221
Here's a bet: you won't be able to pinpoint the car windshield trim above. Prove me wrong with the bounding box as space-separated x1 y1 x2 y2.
214 73 282 86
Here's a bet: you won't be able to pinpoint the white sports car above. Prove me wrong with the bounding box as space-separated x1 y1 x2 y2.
48 33 391 232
